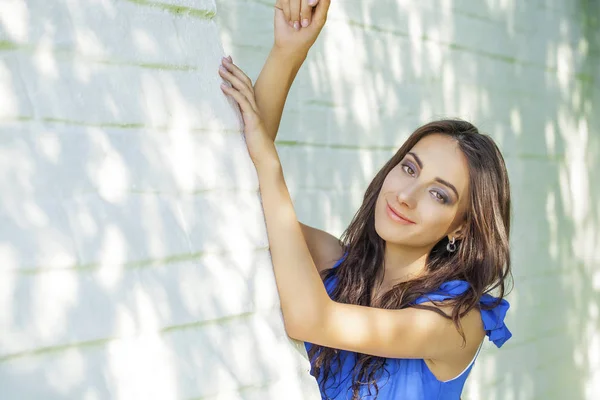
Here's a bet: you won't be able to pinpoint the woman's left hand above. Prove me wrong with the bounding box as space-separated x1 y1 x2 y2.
218 56 278 168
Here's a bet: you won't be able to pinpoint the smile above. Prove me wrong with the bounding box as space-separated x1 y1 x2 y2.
386 204 416 224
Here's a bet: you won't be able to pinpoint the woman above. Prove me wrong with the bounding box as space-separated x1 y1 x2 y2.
217 1 512 398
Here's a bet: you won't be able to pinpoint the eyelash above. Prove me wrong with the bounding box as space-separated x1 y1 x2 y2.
400 163 449 204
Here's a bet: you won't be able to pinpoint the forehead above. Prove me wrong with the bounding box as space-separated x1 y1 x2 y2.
408 133 469 197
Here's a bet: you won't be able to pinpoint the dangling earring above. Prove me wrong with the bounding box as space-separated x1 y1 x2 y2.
446 236 457 253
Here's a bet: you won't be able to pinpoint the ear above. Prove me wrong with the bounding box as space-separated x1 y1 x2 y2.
448 223 466 241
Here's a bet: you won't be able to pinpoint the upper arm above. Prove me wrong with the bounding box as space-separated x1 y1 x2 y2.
299 222 344 273
290 300 484 361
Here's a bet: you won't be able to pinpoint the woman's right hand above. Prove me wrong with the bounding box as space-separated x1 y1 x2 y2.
274 0 330 57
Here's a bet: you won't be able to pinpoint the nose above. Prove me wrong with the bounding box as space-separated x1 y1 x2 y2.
396 184 417 209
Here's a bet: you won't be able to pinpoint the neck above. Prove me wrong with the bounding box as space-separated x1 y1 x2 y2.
380 242 432 286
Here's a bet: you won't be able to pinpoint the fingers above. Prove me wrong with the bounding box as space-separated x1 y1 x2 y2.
277 0 318 29
300 0 311 28
290 0 301 30
278 0 292 26
220 57 253 91
311 0 330 26
218 61 258 111
220 83 258 118
222 57 253 89
219 57 259 113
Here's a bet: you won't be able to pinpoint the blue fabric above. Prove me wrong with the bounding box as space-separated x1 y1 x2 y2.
304 253 512 399
414 280 512 348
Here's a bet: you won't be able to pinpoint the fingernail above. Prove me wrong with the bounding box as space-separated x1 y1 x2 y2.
220 83 227 89
288 20 293 27
293 21 300 30
219 65 227 72
309 0 315 5
227 55 232 62
301 18 309 28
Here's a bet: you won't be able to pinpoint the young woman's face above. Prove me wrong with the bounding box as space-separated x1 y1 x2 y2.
374 133 470 249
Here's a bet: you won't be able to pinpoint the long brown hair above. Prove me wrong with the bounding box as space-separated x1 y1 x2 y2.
307 119 513 399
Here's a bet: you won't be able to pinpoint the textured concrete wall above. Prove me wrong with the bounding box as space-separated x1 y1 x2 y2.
217 0 600 399
0 0 319 399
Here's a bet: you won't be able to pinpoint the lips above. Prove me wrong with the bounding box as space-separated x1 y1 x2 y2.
386 202 416 224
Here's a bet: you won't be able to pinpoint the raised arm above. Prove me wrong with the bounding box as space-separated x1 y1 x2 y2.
253 0 329 141
253 48 306 142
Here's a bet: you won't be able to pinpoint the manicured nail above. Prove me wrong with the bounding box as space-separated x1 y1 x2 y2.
301 18 309 28
309 0 316 5
219 65 227 72
227 55 232 62
220 83 227 89
293 21 300 30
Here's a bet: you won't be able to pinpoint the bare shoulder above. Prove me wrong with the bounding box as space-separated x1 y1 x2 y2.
299 222 345 273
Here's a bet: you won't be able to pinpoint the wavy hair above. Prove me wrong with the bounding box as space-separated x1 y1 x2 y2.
307 119 513 399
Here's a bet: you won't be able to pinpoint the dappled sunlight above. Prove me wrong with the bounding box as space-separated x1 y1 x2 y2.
406 11 424 75
1 0 307 397
563 119 591 226
0 0 597 398
97 150 130 202
544 120 557 155
132 29 160 56
545 192 559 260
33 270 79 342
0 62 20 117
97 226 127 288
139 72 171 127
509 108 522 136
164 127 197 192
0 0 28 41
74 28 107 59
32 37 59 79
107 334 179 400
46 349 86 395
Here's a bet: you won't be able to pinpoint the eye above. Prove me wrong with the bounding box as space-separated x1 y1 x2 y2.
430 190 449 204
401 163 416 176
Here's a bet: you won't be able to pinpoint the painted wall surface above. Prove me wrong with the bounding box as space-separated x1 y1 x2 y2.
217 0 600 399
0 0 319 399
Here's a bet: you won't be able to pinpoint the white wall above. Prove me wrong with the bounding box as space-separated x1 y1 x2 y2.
0 0 319 398
217 0 600 399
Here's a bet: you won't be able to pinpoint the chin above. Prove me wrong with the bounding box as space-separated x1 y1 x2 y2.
375 213 407 242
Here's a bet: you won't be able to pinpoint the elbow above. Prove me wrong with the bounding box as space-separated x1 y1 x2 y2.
282 299 329 342
283 318 304 340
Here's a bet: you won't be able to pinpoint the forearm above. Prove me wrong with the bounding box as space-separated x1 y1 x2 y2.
255 155 330 334
254 47 307 142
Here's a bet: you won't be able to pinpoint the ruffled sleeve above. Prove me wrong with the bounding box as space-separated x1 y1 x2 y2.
413 280 512 348
480 294 512 348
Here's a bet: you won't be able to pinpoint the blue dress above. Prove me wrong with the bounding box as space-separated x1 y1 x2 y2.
304 253 512 400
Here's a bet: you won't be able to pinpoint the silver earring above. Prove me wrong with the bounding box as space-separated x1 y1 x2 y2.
446 237 457 253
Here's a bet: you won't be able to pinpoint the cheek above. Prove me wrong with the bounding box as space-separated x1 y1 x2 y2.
379 170 410 198
417 202 457 234
380 173 398 192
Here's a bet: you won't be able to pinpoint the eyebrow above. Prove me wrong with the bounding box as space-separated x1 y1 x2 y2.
407 152 460 200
